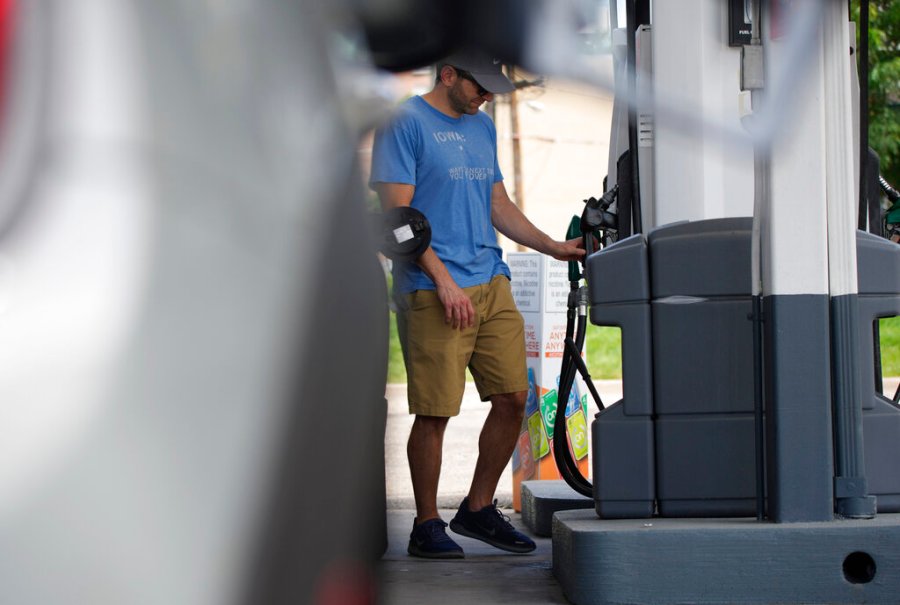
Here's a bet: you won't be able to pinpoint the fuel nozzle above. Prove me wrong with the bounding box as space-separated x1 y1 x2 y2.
582 185 618 236
880 175 900 203
579 185 618 258
566 186 620 282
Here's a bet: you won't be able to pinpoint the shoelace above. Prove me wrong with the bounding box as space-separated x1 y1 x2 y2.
485 499 514 531
425 520 453 542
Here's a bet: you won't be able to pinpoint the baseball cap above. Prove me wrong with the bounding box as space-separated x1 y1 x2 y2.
441 48 515 94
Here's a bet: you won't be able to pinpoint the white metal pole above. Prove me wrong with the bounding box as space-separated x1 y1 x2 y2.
822 0 876 519
760 1 834 522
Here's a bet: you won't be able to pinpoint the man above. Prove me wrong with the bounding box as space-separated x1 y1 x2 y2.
370 49 583 559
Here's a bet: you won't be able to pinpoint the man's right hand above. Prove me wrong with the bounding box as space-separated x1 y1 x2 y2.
372 185 474 329
436 281 476 331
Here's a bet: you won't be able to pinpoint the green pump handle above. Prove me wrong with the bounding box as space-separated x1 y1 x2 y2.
566 215 582 282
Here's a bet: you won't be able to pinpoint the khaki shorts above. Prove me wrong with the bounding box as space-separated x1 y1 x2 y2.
397 275 528 417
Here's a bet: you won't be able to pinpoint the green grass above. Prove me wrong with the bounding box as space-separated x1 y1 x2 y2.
880 316 900 378
386 313 900 384
387 310 406 384
386 313 623 383
583 325 622 379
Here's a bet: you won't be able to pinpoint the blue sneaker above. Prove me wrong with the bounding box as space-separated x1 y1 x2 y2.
407 518 465 559
449 498 536 554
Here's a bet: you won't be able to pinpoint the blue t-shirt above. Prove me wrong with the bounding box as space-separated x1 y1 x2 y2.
370 96 511 294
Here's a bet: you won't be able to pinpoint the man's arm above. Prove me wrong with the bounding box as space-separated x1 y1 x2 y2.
373 182 475 330
490 181 584 261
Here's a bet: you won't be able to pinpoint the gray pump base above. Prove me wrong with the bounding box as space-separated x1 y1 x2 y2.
553 509 900 605
520 480 593 537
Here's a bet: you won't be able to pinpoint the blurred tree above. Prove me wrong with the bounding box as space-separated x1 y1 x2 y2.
853 0 900 187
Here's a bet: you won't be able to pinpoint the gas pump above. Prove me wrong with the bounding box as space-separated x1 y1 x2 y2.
541 2 900 604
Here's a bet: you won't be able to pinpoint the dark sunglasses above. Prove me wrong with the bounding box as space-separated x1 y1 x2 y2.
453 67 488 97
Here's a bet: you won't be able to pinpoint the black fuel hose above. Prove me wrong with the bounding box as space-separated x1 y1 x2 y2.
553 299 599 498
553 311 592 496
552 200 614 497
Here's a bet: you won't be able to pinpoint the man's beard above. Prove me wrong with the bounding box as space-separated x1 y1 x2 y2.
448 81 478 115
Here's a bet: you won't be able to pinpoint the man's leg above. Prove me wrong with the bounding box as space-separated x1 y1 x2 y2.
397 288 470 523
466 390 526 511
408 414 450 522
449 389 535 554
398 288 472 558
448 278 534 553
407 413 465 559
